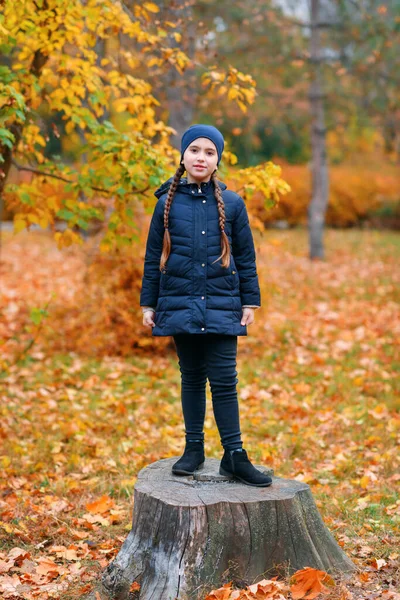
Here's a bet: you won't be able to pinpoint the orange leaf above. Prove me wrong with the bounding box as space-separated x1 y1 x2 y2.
0 559 14 574
290 567 335 600
85 494 115 514
36 557 62 578
130 581 141 591
370 558 387 570
7 547 31 566
247 576 289 597
70 528 88 539
204 581 234 599
0 575 23 596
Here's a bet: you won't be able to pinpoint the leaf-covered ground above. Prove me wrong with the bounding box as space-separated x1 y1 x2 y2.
0 228 399 599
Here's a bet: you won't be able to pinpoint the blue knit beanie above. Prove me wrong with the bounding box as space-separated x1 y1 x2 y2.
180 124 225 166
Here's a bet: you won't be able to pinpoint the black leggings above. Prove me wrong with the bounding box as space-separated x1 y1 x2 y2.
172 333 243 451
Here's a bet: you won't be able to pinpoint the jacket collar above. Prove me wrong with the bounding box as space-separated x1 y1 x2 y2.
154 176 227 198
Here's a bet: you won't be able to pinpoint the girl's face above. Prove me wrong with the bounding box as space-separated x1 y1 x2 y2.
181 137 219 183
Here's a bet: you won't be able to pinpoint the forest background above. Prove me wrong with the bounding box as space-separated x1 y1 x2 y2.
0 1 399 599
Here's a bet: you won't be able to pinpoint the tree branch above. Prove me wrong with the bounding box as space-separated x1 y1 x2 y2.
284 18 346 30
12 159 73 184
11 160 150 196
291 52 342 64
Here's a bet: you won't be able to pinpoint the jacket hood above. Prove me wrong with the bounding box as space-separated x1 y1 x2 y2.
154 176 227 199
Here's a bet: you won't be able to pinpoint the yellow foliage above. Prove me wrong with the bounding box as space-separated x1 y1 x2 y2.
27 213 40 225
223 151 238 166
143 2 160 13
231 161 291 207
54 230 84 249
227 87 239 101
201 65 256 112
13 216 28 234
2 0 285 246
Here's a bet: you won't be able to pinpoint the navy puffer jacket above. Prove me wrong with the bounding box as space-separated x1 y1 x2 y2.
140 176 261 336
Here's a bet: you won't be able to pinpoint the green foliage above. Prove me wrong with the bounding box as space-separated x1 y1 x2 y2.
0 73 26 160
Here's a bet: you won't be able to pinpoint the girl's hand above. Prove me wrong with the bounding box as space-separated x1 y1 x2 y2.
241 307 255 326
143 310 156 328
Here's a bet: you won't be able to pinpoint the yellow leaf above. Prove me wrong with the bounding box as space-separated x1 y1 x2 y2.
217 85 227 97
54 230 83 249
148 57 162 68
47 197 59 211
14 218 27 233
241 88 256 103
143 2 159 12
65 120 76 134
223 150 238 166
0 521 15 534
227 87 238 101
100 240 112 252
35 134 46 147
2 456 11 468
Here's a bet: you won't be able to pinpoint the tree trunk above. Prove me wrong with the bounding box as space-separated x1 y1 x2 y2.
0 5 49 258
88 457 355 600
308 0 329 260
153 1 197 149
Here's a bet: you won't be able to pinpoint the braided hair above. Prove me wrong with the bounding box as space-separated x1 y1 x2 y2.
159 166 231 271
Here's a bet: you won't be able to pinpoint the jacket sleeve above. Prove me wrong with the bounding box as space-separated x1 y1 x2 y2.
232 196 261 307
140 197 165 308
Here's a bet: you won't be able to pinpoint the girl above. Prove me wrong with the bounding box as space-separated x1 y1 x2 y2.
140 124 272 487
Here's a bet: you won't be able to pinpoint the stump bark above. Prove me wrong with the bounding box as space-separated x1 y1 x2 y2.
92 457 355 600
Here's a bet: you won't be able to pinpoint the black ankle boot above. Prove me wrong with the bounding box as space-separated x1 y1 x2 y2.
172 441 205 476
219 448 272 487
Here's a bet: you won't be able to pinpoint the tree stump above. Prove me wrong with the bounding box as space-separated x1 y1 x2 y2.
91 457 355 600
